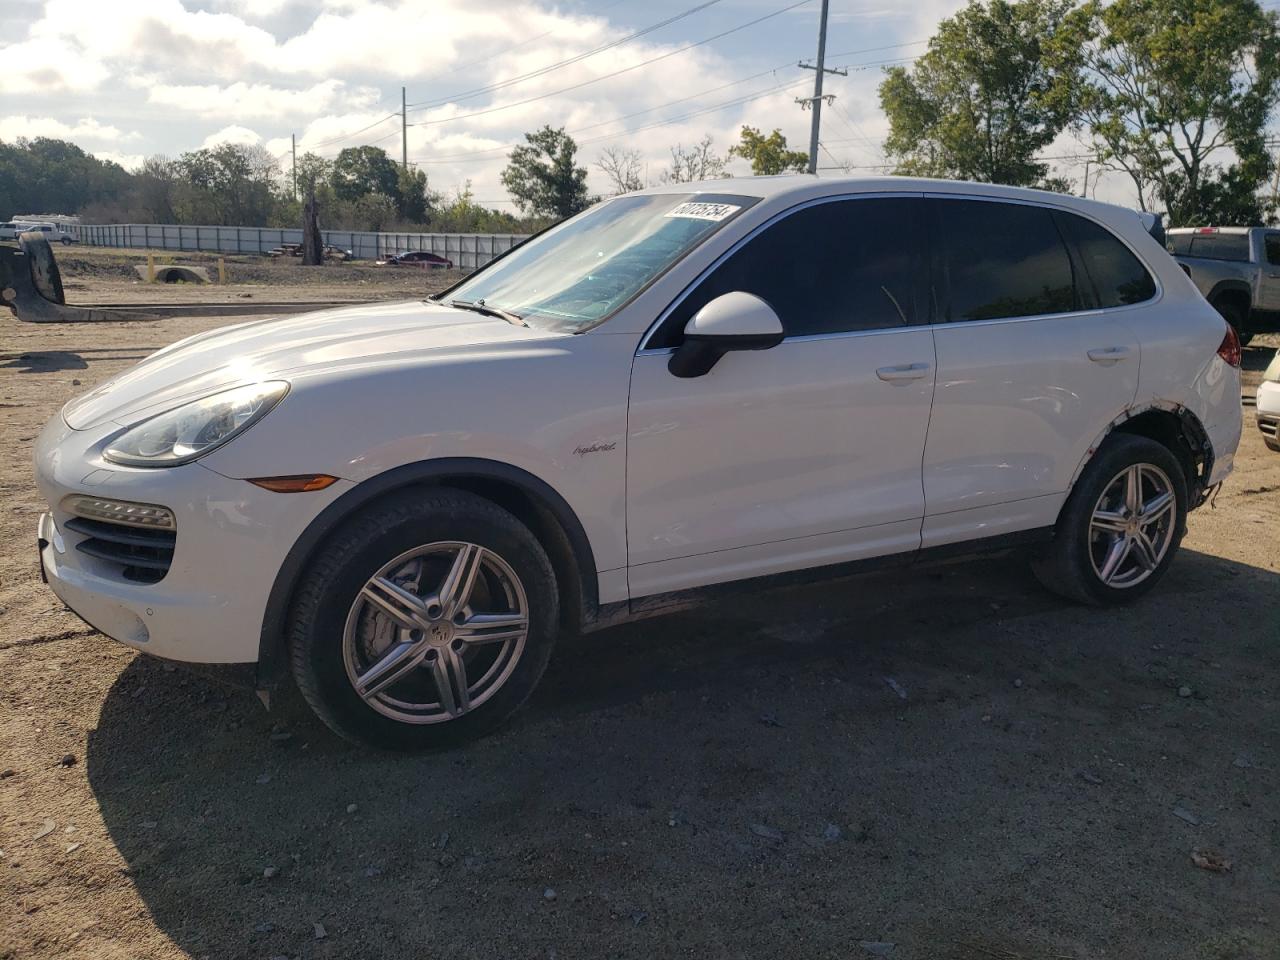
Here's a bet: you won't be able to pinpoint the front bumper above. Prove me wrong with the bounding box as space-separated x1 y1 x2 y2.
1258 380 1280 449
34 412 352 664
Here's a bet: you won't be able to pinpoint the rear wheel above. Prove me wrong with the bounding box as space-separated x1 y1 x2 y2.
288 490 559 749
1033 434 1186 606
1213 298 1253 347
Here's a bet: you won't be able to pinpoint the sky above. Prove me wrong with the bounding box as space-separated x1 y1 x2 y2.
0 0 1135 209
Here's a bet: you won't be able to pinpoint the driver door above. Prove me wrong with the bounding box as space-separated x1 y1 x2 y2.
625 195 936 598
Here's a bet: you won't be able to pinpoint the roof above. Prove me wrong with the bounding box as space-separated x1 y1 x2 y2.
634 174 1142 222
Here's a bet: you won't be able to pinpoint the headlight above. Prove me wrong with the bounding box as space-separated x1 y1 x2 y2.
104 381 289 468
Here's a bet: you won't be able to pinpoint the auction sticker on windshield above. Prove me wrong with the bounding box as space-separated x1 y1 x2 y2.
664 201 741 221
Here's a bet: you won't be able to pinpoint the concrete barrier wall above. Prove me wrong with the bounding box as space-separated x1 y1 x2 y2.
71 223 530 271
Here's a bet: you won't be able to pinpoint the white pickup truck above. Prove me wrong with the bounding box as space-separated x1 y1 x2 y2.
1167 226 1280 346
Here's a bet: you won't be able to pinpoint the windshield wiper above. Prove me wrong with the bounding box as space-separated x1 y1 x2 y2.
449 298 527 327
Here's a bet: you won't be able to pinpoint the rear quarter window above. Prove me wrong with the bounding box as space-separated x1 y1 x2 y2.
1058 213 1156 307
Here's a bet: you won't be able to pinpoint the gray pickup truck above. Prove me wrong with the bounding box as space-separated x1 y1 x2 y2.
1166 226 1280 345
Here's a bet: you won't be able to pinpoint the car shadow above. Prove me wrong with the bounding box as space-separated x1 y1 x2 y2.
84 548 1280 959
0 346 159 374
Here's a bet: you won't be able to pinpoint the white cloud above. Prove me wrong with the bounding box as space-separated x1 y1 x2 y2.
0 115 134 142
93 150 146 171
199 124 263 149
142 78 373 119
0 35 109 92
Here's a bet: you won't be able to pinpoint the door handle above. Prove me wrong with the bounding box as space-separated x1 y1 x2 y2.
876 362 931 382
1087 347 1131 364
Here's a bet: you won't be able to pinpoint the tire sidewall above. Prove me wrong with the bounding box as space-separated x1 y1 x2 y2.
293 494 558 750
1059 435 1188 605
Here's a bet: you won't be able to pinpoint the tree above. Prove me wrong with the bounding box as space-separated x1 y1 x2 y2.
173 143 281 225
596 146 644 195
294 152 332 199
501 126 590 218
662 136 728 182
1053 0 1280 224
0 137 133 219
397 165 431 223
878 0 1075 187
331 145 402 204
728 127 808 175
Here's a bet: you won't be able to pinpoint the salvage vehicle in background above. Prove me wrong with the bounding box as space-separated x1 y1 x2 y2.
377 250 454 268
1167 226 1280 346
1258 349 1280 452
34 177 1242 750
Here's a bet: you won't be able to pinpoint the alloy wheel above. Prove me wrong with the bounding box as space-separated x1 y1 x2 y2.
342 541 529 723
1087 463 1177 589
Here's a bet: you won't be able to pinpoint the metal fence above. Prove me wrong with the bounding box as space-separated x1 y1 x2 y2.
71 223 529 272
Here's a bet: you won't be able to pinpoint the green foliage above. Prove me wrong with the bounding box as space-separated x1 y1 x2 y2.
728 126 808 175
1052 0 1280 225
0 138 133 219
501 126 590 219
332 145 402 204
172 143 282 225
879 0 1076 187
429 182 543 233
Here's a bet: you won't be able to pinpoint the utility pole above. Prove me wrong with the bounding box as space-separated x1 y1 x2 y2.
798 0 846 175
1081 158 1090 199
291 133 297 201
402 86 408 170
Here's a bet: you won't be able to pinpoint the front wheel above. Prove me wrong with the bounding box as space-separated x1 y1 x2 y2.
1033 434 1186 606
288 489 559 750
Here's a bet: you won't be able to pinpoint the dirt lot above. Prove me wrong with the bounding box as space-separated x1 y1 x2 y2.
0 306 1277 960
53 246 464 305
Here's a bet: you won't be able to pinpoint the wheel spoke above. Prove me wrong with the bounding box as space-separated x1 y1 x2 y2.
455 612 529 645
362 577 433 632
437 544 483 620
1140 490 1174 525
1124 465 1142 513
1091 508 1129 533
431 647 470 717
1098 535 1131 583
355 640 427 699
1130 530 1159 571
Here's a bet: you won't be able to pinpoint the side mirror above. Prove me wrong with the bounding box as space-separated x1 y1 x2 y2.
667 291 784 379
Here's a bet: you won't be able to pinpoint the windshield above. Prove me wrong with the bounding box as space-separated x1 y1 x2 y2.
444 193 756 332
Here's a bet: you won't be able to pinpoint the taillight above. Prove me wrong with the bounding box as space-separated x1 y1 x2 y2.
1217 324 1242 368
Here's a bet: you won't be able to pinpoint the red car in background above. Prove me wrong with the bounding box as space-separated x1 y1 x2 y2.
377 251 454 269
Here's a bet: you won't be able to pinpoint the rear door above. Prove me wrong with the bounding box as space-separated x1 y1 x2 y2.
921 196 1147 547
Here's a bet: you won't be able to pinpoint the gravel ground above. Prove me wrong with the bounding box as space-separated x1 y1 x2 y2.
0 310 1277 960
53 246 464 304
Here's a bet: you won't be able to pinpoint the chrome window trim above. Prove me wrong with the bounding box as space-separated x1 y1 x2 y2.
635 191 927 354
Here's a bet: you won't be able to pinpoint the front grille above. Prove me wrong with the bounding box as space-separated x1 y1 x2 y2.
65 516 175 583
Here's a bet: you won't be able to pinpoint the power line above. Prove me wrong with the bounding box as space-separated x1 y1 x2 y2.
407 0 815 129
405 0 723 111
306 113 399 149
406 47 923 168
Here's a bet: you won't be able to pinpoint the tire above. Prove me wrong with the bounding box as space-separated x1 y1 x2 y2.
60 237 72 245
1213 298 1253 347
288 489 559 750
1032 434 1187 606
18 233 65 304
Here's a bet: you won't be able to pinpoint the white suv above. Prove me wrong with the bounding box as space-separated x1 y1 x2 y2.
34 177 1243 749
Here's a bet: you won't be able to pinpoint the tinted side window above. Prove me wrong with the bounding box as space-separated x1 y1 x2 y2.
1265 234 1280 266
654 197 921 345
934 199 1075 321
1059 213 1156 307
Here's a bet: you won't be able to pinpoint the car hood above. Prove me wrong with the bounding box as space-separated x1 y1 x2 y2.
62 299 559 429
